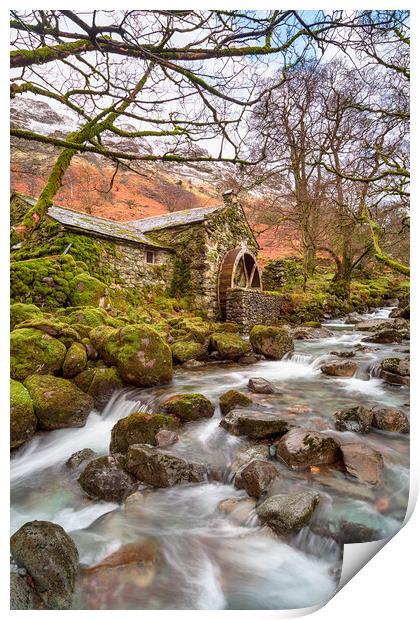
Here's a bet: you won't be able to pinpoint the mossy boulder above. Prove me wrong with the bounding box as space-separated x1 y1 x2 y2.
249 325 293 360
69 273 107 307
219 389 252 416
87 366 123 408
11 328 67 381
126 444 206 487
220 408 290 439
92 324 173 387
66 307 108 327
13 319 80 349
171 340 207 364
10 302 42 330
160 393 214 422
62 342 87 378
333 405 373 433
210 332 251 360
10 379 37 449
24 374 94 430
110 412 179 454
72 367 96 392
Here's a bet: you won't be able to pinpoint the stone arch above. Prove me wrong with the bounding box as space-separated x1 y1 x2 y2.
218 247 262 318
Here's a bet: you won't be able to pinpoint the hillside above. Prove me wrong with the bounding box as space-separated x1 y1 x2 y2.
10 98 293 264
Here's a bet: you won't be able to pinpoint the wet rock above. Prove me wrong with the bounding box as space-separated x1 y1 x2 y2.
234 459 279 498
10 572 36 609
291 326 333 340
182 359 206 369
126 444 206 487
110 412 179 454
313 473 375 502
87 366 124 409
155 429 179 447
78 456 138 502
312 519 381 544
341 443 384 485
247 377 276 394
231 445 270 475
379 357 410 386
390 305 410 319
90 324 173 387
66 448 98 470
24 374 94 430
160 393 214 421
238 354 259 365
344 312 364 324
82 539 159 573
219 389 253 416
320 360 357 377
364 329 404 344
256 491 320 535
10 520 79 609
276 428 340 468
218 497 256 526
10 328 67 381
356 319 393 331
10 378 37 449
73 367 96 392
371 406 409 434
62 342 87 379
333 405 373 433
249 325 294 360
329 350 355 358
220 408 290 439
209 332 251 360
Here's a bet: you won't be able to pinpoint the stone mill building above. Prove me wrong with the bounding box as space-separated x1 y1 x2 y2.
12 190 268 322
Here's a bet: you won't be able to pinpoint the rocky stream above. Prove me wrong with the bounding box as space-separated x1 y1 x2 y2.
10 306 410 610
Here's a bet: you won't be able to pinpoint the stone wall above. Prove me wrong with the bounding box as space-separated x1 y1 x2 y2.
99 242 174 293
226 288 283 329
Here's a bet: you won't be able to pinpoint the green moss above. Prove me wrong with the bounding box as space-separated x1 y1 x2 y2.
10 302 43 330
24 374 94 430
87 366 123 408
62 342 87 378
219 389 252 416
161 393 215 422
69 273 107 306
10 379 37 449
249 325 293 360
210 332 251 360
110 412 178 453
171 340 207 363
10 328 67 381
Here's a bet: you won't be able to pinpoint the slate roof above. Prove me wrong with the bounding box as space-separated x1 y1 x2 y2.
46 204 170 249
130 204 224 233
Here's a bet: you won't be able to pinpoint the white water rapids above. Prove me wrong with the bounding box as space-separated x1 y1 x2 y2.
10 307 409 609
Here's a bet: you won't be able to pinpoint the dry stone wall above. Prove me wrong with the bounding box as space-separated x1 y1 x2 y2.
226 288 283 329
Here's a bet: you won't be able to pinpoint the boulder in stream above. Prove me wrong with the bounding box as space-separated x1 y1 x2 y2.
219 389 253 415
256 491 320 535
234 459 280 498
333 405 373 434
87 366 124 409
24 374 94 430
275 428 340 468
371 406 409 434
341 443 384 485
78 455 138 502
379 357 410 386
10 520 79 609
291 326 333 340
220 408 290 439
160 393 215 421
110 412 179 454
209 332 251 360
10 572 36 609
62 342 87 378
66 448 98 470
218 497 256 526
249 325 294 359
320 360 357 377
364 329 404 344
247 377 276 394
126 444 206 487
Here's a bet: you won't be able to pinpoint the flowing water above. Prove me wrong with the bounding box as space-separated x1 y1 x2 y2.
10 307 410 610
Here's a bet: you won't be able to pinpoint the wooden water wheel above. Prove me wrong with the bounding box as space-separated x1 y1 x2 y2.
218 248 262 318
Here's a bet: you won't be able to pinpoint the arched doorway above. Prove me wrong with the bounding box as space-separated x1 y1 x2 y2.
218 247 262 318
